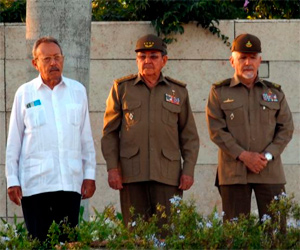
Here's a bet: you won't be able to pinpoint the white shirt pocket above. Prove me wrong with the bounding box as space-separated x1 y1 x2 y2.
24 106 47 129
66 104 83 126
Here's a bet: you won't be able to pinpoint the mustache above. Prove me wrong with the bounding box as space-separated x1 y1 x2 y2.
243 66 254 70
50 67 60 72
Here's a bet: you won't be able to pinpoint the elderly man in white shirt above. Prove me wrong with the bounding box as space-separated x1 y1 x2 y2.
5 36 96 242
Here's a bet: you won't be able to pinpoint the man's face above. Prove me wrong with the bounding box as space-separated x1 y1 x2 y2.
136 50 168 79
32 42 64 85
230 52 261 82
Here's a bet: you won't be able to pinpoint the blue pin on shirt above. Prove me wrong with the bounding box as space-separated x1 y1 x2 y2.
26 99 41 109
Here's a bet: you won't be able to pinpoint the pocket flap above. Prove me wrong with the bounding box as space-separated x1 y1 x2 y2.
122 101 141 111
162 101 181 113
162 148 181 161
220 102 243 111
259 100 280 110
120 146 139 158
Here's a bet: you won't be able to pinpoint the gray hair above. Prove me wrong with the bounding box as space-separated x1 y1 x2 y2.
32 36 63 59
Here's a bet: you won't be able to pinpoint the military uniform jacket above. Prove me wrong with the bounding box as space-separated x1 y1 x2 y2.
206 75 294 185
101 73 199 186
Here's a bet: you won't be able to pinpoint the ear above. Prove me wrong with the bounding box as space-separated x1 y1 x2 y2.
162 55 168 67
229 56 235 68
31 59 39 71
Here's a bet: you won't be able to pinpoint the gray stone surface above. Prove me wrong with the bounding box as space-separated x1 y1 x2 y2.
5 59 32 111
0 113 5 164
0 60 4 111
0 166 6 217
0 24 4 59
5 24 26 60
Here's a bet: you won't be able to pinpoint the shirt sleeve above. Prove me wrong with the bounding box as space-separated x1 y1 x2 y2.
264 93 294 158
178 89 200 177
5 90 24 188
206 86 245 159
101 83 122 170
80 89 96 180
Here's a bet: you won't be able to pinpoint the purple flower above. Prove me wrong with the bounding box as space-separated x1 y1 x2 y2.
244 0 249 8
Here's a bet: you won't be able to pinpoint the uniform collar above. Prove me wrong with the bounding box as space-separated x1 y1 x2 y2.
134 73 170 86
34 74 66 89
230 74 264 88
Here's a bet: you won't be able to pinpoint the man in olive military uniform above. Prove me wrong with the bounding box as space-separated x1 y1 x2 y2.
101 34 199 229
206 33 294 221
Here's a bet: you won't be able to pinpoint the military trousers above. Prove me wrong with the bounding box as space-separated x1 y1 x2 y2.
219 183 285 221
120 181 182 233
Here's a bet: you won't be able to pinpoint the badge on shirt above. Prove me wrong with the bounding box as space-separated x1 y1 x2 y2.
165 90 180 105
262 89 278 102
26 99 41 109
223 98 234 103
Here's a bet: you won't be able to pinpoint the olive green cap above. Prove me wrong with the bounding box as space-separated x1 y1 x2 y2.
135 34 167 54
231 33 262 53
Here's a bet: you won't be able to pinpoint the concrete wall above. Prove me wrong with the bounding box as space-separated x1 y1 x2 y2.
0 20 299 222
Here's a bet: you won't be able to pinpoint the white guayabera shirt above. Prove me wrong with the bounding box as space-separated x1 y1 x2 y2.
6 75 96 197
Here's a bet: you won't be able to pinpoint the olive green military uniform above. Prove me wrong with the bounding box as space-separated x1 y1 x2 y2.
206 33 294 221
102 73 199 226
206 75 294 219
102 73 199 185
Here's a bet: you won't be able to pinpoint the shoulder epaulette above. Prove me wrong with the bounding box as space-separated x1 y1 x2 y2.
115 74 138 85
262 80 281 90
213 78 231 88
165 76 186 87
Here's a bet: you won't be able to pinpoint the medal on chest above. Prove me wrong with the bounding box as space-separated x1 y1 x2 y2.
262 89 278 102
165 89 180 105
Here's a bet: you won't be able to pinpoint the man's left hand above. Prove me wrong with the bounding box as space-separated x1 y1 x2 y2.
81 179 96 199
179 174 194 190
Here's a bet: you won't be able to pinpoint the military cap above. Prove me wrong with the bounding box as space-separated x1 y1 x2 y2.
231 33 262 53
135 34 167 54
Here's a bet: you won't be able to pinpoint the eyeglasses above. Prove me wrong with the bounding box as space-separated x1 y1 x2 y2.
36 55 64 64
137 54 161 61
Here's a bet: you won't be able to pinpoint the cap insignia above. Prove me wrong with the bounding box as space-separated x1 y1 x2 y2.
144 41 154 48
246 41 252 48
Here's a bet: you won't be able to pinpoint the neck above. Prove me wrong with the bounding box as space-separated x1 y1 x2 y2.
142 75 160 89
42 77 62 90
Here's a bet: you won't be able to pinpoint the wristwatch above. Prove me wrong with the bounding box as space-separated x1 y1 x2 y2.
264 152 273 161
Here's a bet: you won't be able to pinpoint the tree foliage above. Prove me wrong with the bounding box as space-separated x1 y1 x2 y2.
1 0 300 44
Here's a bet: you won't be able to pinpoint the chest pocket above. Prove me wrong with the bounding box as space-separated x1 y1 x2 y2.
25 106 47 129
66 104 83 126
220 102 244 127
122 101 141 126
162 101 181 127
260 100 280 126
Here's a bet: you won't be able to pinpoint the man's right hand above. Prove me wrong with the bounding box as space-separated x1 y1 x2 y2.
238 151 268 174
108 168 123 190
8 186 22 206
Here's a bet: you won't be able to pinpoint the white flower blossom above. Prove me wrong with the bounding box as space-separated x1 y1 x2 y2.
169 195 182 207
177 209 181 214
221 211 225 217
206 222 212 228
179 235 185 239
261 214 271 222
281 192 287 197
131 221 136 227
274 195 279 201
198 221 204 228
